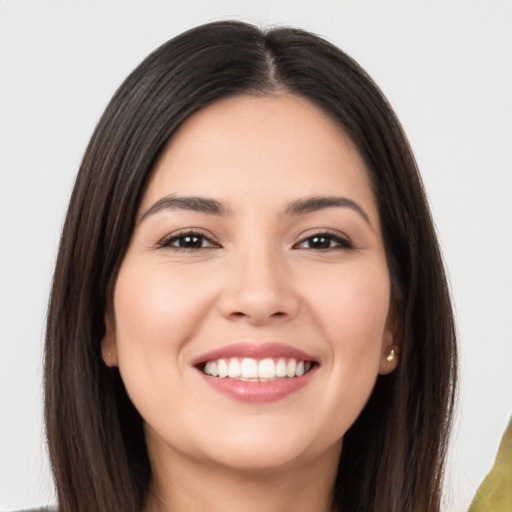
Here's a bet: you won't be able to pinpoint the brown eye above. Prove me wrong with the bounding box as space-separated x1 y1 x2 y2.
295 232 353 250
159 232 219 250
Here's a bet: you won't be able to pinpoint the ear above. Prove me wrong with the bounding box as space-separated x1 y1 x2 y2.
378 304 400 375
101 313 118 367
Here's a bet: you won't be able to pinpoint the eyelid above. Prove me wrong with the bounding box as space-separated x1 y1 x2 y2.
155 228 353 251
293 229 354 250
157 229 221 250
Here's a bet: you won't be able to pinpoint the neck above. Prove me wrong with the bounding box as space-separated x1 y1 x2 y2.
144 443 340 512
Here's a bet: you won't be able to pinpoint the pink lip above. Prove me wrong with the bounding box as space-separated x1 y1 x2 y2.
191 342 316 366
198 368 317 403
192 342 318 403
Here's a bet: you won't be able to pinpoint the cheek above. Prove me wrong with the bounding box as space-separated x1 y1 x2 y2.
302 262 391 403
110 258 223 432
113 260 215 353
306 263 391 347
111 259 218 408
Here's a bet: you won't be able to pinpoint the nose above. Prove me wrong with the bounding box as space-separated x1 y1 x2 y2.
218 246 300 325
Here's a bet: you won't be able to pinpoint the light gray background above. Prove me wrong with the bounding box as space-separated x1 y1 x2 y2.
1 1 511 511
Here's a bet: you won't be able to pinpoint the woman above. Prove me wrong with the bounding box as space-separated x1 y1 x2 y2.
44 20 457 512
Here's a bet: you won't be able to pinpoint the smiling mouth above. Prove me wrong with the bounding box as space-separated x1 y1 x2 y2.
194 343 318 402
199 357 315 382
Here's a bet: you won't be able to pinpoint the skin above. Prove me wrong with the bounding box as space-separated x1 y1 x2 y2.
103 93 398 512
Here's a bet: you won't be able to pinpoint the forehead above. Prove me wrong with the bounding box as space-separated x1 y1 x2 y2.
143 93 377 219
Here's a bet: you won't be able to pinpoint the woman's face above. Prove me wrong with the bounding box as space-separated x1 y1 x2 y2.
103 93 397 475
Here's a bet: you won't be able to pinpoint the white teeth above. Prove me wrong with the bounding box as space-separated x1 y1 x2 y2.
202 356 314 380
286 359 297 377
275 358 287 377
217 359 228 378
241 358 258 378
228 358 241 378
258 358 275 379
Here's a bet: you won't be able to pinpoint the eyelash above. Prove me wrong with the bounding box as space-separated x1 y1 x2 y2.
293 230 354 250
158 230 353 251
158 230 219 250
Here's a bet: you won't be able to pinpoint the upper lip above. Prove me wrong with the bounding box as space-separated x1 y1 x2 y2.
191 342 317 367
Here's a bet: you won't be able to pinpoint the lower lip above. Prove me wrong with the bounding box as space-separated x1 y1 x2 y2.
197 366 317 403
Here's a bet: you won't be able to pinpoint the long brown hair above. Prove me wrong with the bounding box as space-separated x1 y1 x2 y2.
45 20 457 512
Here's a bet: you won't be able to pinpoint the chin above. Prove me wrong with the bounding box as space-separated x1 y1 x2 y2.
204 443 314 474
193 421 339 474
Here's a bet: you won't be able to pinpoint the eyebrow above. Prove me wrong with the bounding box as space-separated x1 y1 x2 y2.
139 195 230 223
285 196 372 227
140 194 372 228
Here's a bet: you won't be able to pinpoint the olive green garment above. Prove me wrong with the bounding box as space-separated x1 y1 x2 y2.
468 416 512 512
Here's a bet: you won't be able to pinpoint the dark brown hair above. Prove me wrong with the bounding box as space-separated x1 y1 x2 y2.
45 20 457 512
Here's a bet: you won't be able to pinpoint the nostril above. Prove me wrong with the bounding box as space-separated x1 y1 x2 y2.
229 310 287 320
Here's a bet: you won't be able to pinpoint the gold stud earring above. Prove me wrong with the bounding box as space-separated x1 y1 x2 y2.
386 349 395 362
